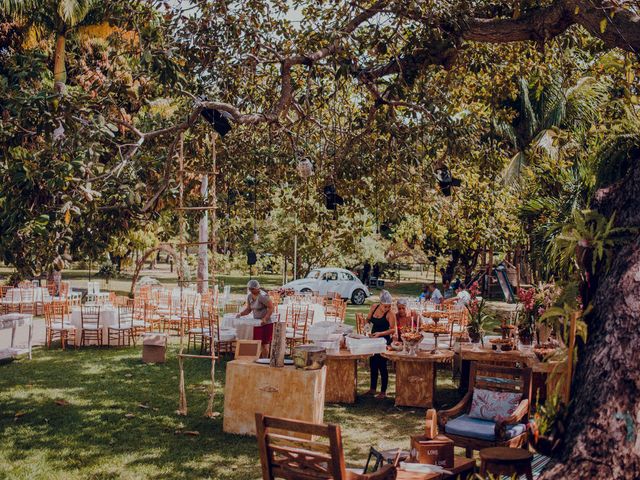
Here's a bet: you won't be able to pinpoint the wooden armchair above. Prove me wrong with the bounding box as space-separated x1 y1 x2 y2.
256 414 397 480
438 363 531 457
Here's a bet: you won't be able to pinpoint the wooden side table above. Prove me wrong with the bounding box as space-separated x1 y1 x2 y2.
479 447 533 480
383 350 454 408
325 350 371 404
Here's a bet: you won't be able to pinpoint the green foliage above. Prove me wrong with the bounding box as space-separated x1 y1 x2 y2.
550 209 637 275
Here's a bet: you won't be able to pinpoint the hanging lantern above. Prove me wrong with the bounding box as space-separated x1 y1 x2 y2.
297 159 314 179
253 231 260 243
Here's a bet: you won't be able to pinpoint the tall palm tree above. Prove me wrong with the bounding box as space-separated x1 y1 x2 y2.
0 0 100 86
495 72 611 184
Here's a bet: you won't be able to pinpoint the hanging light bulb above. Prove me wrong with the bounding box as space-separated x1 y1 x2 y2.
297 159 314 179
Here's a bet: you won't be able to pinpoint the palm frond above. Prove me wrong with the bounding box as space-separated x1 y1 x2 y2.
564 76 610 129
0 0 36 19
539 75 566 130
57 0 95 27
502 151 526 185
518 77 538 141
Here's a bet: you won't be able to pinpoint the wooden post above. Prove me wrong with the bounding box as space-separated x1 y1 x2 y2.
270 321 287 368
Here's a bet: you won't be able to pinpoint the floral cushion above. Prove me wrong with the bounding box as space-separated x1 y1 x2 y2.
468 388 521 422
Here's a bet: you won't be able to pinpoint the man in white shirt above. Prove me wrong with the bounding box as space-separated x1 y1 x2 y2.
454 285 471 308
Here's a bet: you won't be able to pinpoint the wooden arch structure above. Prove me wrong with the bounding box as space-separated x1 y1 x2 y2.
129 243 185 295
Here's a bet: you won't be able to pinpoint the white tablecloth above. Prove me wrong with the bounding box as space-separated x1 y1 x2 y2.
2 287 51 304
0 313 33 359
221 313 260 340
70 306 118 345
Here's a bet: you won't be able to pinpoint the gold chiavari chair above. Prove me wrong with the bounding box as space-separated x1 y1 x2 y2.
19 288 35 314
44 301 76 349
355 312 367 335
80 305 102 346
214 311 236 357
59 281 70 297
223 301 242 315
108 305 135 347
286 306 311 355
187 308 213 353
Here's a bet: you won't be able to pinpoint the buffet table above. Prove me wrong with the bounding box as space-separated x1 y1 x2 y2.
70 306 118 345
325 350 371 404
458 343 567 403
223 360 326 435
383 350 454 408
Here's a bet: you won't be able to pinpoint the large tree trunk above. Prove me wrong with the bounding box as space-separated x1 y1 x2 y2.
540 158 640 479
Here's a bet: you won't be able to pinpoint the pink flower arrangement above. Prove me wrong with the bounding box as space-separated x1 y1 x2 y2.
469 281 481 298
517 287 536 313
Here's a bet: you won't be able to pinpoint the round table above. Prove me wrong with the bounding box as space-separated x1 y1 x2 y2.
382 350 454 408
325 350 371 404
479 447 533 480
70 306 118 345
221 313 261 340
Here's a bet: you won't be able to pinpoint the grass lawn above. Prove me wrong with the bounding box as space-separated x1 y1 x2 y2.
0 267 510 479
0 340 462 480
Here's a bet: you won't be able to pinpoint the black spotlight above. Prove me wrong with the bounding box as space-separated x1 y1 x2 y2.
323 184 344 210
435 166 461 196
247 249 257 266
201 104 233 137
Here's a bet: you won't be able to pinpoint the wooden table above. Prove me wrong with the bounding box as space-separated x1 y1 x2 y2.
383 350 454 408
396 456 476 480
479 446 533 480
223 360 326 435
458 344 567 402
325 350 371 404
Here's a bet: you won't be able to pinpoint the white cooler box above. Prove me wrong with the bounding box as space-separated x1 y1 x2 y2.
307 322 353 342
346 336 387 355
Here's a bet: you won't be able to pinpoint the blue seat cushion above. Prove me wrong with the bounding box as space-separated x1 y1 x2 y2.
445 414 526 441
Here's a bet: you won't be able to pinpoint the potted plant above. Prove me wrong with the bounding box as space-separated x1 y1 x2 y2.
515 288 536 345
528 389 568 457
465 282 491 347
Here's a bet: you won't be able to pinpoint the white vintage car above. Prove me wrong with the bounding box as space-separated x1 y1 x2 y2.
282 267 370 305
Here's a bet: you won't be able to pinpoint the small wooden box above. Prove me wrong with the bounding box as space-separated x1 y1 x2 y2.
410 434 454 468
142 333 168 364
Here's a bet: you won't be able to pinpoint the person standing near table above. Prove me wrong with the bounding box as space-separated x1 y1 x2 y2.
237 280 274 358
395 298 418 336
365 290 397 399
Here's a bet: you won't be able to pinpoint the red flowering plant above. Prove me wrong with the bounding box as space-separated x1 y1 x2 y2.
516 282 561 344
465 282 491 344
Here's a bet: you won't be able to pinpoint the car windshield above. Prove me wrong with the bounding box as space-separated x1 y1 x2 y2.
306 270 320 279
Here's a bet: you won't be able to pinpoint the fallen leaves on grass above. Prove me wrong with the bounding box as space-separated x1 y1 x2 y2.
174 430 200 436
14 411 26 421
55 399 70 406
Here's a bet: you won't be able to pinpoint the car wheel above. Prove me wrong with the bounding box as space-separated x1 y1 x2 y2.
351 289 366 305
